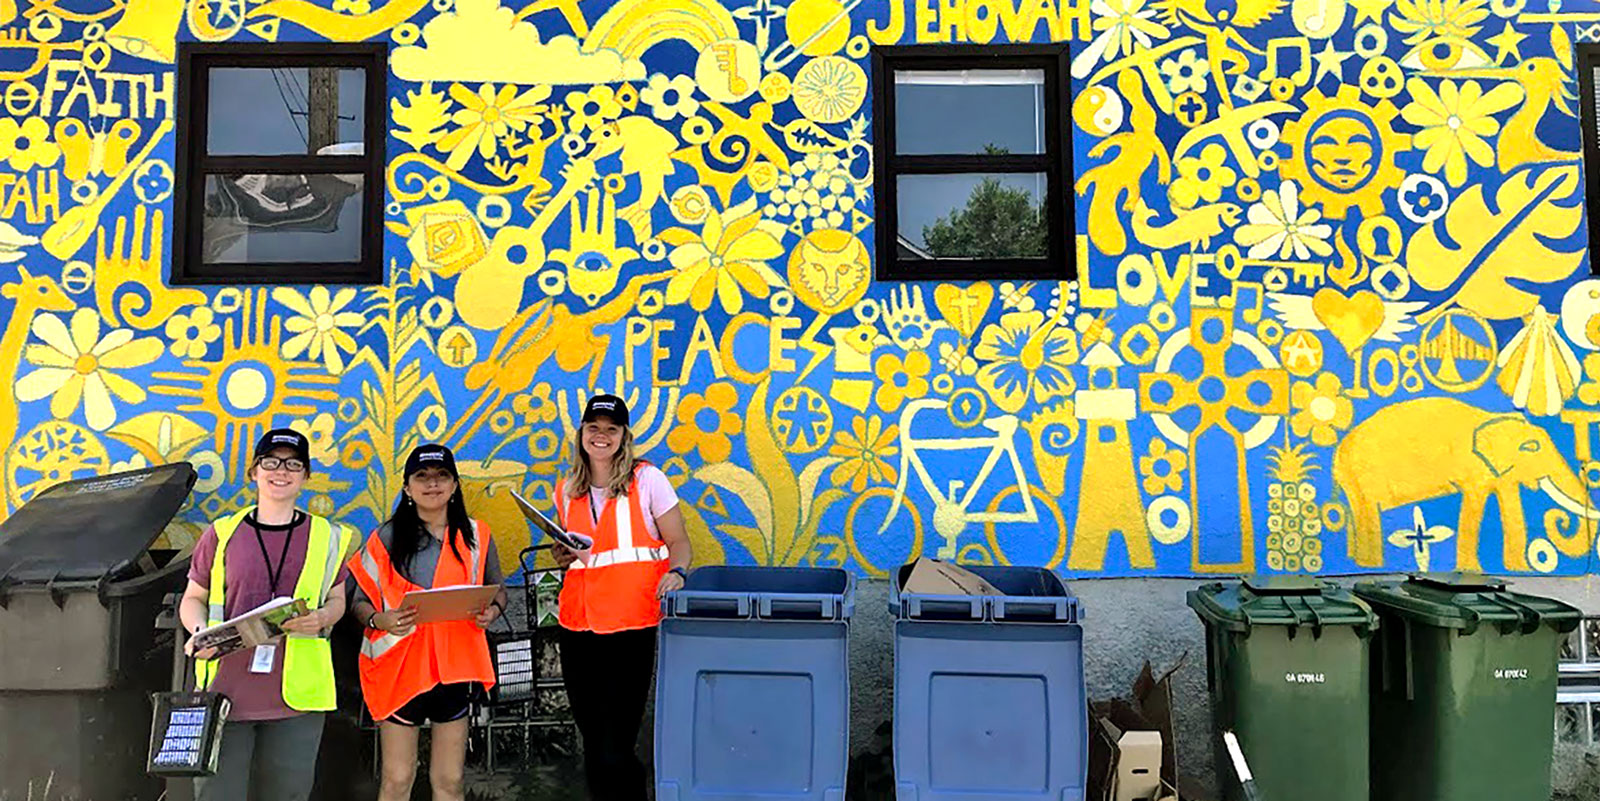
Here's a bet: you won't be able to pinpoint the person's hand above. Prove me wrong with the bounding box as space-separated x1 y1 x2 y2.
656 569 685 599
371 608 418 637
552 543 578 568
280 606 336 635
475 603 502 629
183 631 219 660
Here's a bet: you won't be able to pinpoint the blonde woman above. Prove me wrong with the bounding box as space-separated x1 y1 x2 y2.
551 394 692 801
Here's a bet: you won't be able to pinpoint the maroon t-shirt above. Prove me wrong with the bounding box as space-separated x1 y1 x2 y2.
187 511 350 721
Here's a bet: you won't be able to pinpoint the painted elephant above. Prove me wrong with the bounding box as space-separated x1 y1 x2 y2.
1332 397 1599 572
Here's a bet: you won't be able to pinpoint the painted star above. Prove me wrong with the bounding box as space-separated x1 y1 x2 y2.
1313 41 1352 84
1348 0 1394 26
1487 21 1527 65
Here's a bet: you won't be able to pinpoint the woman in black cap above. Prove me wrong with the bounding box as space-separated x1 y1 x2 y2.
346 443 506 801
178 427 355 801
551 393 693 801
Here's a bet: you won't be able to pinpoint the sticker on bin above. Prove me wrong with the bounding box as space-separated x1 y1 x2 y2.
1284 672 1327 684
1494 668 1530 680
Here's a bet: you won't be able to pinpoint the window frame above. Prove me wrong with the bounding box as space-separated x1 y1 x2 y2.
870 44 1073 282
1578 43 1600 276
172 41 388 286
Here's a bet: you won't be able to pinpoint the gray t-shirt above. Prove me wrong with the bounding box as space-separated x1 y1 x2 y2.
349 521 503 607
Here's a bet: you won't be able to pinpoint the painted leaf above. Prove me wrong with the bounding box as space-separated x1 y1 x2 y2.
1406 165 1585 321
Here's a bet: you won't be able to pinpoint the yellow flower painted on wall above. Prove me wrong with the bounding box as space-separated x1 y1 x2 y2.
17 309 162 431
1140 438 1187 495
164 306 221 359
1401 78 1522 187
291 412 339 465
828 415 899 493
1159 49 1208 95
874 351 932 413
1073 0 1170 76
1235 180 1334 260
668 383 744 463
641 74 699 121
1290 373 1355 446
513 383 559 425
565 85 623 133
274 287 364 374
974 311 1079 414
438 83 550 170
793 56 867 124
1169 143 1236 210
0 118 61 171
661 208 785 314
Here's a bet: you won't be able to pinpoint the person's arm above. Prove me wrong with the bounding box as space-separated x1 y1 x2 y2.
341 533 417 636
179 579 220 659
654 505 693 599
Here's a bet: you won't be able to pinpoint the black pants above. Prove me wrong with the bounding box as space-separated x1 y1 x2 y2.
559 626 656 801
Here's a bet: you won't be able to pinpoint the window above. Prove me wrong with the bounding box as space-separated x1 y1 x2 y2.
1578 44 1600 275
173 43 386 285
871 45 1071 281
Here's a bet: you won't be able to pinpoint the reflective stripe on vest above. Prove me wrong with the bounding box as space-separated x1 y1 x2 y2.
556 467 670 633
355 522 484 662
194 508 352 712
348 520 496 721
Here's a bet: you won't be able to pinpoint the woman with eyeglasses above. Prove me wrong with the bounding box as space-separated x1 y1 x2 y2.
346 444 506 801
178 428 356 801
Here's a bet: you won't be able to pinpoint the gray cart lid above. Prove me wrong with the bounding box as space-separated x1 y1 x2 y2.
0 463 196 588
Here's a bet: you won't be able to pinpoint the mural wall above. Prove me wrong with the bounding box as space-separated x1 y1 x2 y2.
1 0 1599 579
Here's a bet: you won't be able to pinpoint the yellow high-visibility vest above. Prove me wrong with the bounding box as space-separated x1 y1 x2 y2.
194 507 351 712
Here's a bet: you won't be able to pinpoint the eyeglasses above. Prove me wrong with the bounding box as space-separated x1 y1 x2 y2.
411 471 456 485
256 457 307 472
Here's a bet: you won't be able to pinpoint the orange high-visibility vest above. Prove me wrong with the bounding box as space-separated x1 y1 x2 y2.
556 465 670 634
347 519 497 721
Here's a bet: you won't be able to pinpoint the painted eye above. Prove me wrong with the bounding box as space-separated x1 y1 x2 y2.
576 251 611 271
1401 36 1492 72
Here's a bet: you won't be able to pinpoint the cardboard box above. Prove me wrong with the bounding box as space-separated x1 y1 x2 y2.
1088 656 1194 801
901 557 1002 596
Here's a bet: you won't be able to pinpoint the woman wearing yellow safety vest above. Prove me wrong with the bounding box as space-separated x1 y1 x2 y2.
178 428 354 801
552 394 693 801
347 443 506 801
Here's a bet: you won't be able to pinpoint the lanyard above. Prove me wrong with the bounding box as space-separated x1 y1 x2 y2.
252 519 295 596
588 488 604 526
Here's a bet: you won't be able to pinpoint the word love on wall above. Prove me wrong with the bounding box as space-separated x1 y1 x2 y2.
1 0 1599 581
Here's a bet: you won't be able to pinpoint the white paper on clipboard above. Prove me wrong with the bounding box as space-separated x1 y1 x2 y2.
508 489 594 564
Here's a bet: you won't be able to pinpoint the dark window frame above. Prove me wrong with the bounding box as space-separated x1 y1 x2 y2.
870 44 1073 282
1579 43 1600 276
172 42 388 286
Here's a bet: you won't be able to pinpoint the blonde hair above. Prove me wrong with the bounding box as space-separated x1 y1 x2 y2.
564 423 640 498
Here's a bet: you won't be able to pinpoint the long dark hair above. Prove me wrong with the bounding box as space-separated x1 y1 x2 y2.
386 484 475 582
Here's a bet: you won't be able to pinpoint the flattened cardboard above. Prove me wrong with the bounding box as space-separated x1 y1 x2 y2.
1088 655 1191 801
901 558 1002 596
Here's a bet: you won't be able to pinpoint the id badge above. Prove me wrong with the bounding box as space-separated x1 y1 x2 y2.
250 644 276 674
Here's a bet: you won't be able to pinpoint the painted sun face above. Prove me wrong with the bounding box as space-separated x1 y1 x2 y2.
1308 116 1377 191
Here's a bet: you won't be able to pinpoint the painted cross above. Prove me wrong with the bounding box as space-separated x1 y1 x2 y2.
1139 306 1289 572
1387 505 1453 572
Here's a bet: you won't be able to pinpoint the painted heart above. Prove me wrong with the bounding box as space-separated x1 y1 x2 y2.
932 283 994 339
1311 288 1384 355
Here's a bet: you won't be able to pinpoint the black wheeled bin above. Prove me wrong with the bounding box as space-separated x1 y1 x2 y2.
0 463 197 801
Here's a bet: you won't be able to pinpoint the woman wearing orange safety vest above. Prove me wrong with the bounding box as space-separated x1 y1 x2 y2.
552 394 693 801
346 444 507 801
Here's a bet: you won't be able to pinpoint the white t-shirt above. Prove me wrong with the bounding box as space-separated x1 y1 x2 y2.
582 464 680 540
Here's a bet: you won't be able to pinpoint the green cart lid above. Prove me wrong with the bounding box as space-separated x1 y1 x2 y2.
1351 573 1582 636
1187 575 1378 638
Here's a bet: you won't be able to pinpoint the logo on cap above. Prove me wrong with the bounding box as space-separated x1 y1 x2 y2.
418 451 444 462
592 400 615 410
271 434 300 446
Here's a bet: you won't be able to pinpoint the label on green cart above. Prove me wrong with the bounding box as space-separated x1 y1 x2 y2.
1493 668 1529 680
1284 672 1327 684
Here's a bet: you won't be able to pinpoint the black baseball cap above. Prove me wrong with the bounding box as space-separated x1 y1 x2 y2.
253 428 311 470
582 394 629 427
404 443 458 479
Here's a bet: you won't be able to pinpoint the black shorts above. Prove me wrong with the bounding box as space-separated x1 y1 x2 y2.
387 682 478 727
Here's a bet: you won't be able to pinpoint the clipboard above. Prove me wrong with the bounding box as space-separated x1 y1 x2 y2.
508 489 594 562
399 584 503 624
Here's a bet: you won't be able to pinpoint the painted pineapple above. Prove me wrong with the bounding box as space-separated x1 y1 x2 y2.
1266 443 1325 572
